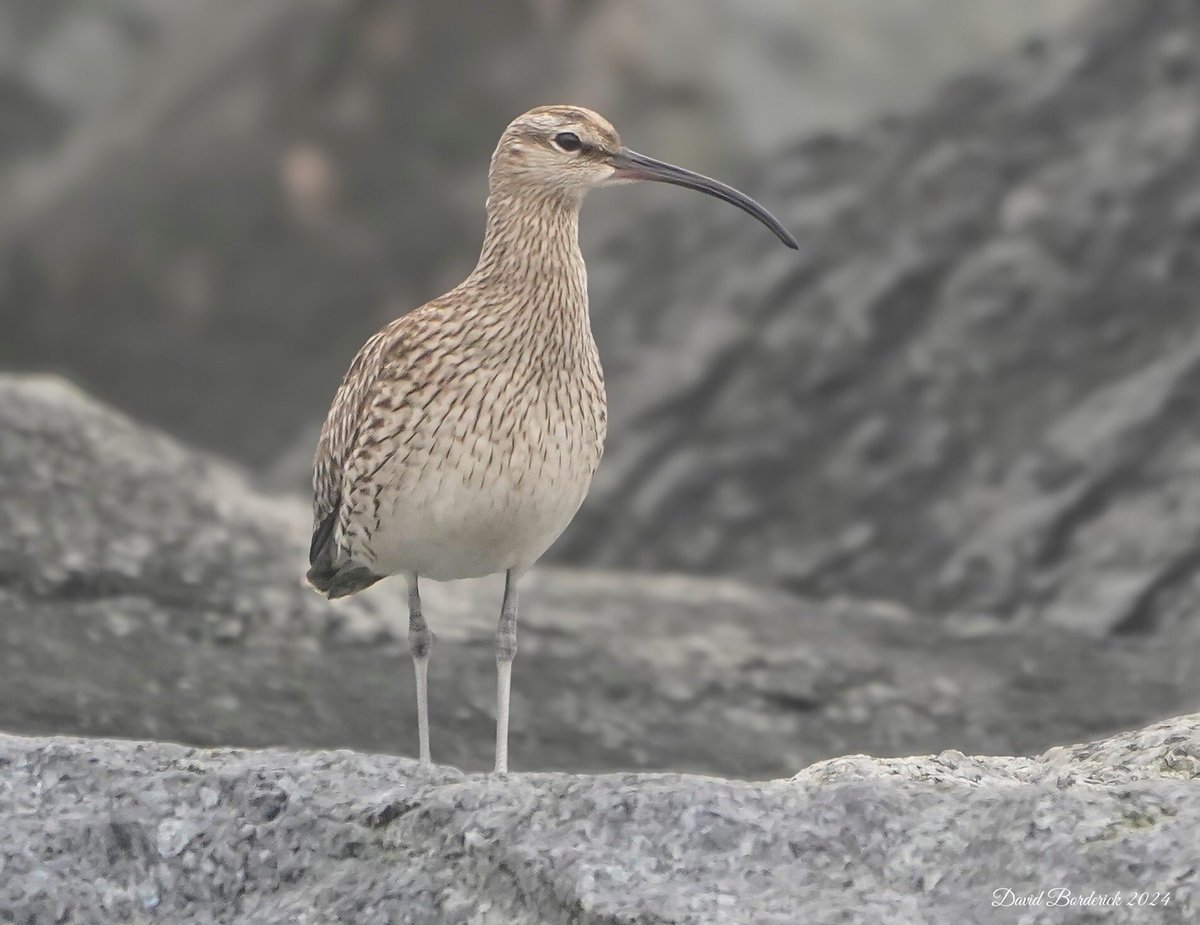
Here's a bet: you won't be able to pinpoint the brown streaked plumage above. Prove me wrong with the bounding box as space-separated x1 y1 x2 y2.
308 104 796 773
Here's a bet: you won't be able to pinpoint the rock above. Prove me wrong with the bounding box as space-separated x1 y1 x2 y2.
555 0 1200 641
2 714 1197 923
2 373 1199 777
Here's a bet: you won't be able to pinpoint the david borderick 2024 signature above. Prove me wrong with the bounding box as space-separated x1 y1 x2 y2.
992 888 1173 908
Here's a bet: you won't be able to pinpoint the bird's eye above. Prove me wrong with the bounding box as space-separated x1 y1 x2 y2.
553 132 582 153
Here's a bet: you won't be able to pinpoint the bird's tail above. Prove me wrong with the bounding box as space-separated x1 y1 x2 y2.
306 509 383 599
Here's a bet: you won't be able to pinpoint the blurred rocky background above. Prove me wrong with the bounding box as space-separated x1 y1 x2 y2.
4 0 1200 770
0 0 1089 469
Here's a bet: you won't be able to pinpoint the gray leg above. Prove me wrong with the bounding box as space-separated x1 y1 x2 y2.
494 570 519 774
407 574 433 764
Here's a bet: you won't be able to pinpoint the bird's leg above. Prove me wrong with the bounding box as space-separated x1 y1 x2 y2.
407 574 433 764
494 569 519 774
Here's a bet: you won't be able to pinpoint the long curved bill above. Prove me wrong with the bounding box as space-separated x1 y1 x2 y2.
608 147 798 249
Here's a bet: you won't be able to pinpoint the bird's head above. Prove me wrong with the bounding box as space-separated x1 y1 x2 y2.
490 105 797 249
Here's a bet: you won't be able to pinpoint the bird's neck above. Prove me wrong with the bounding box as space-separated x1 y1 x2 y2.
470 184 588 311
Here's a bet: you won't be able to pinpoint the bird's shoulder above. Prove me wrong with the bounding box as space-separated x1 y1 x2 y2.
312 307 417 499
312 299 481 497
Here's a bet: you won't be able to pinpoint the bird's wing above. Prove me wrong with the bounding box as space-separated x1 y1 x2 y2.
309 315 415 574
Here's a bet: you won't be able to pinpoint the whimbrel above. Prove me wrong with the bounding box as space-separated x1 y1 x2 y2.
308 105 796 773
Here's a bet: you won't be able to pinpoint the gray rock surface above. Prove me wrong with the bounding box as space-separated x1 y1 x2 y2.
3 373 1199 777
561 0 1200 641
2 715 1197 924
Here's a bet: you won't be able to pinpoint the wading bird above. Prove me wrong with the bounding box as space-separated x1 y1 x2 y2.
307 105 796 773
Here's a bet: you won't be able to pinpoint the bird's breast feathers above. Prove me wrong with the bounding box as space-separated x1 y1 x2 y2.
335 355 604 580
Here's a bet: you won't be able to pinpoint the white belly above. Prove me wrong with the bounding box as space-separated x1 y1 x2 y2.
351 398 602 581
368 462 593 581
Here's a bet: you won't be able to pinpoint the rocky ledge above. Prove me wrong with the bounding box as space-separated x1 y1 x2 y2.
2 715 1197 924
